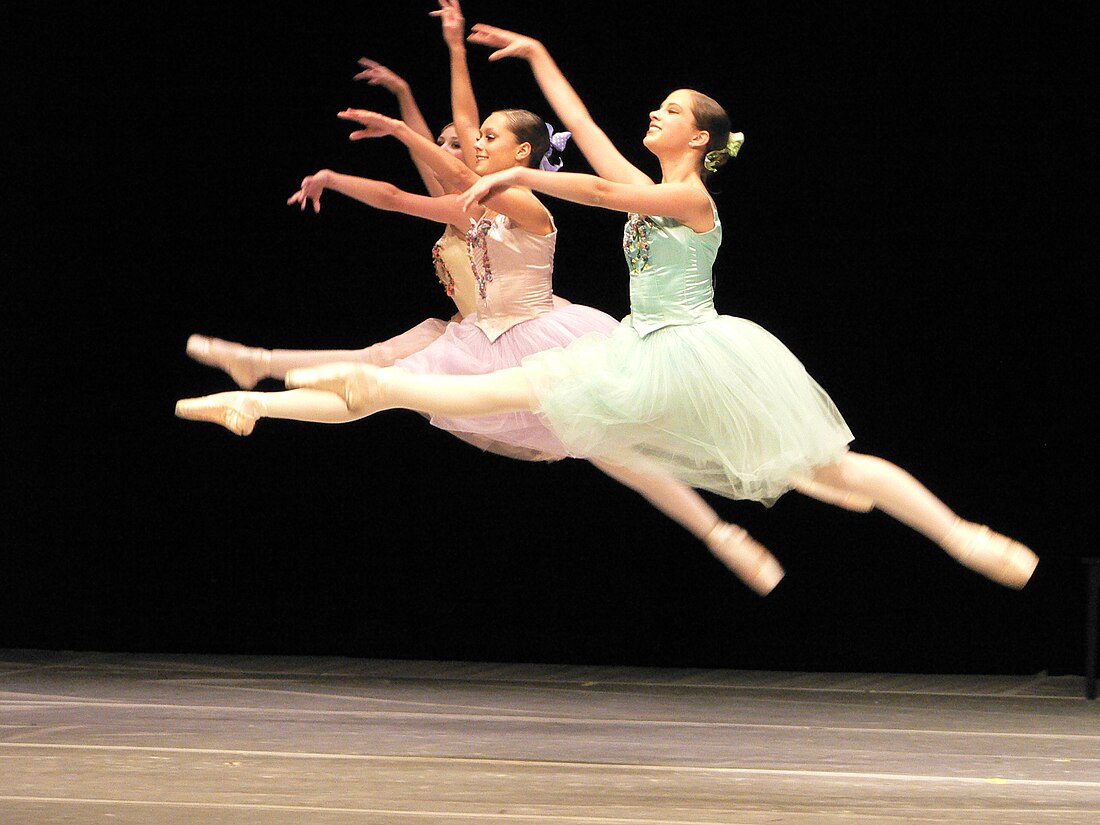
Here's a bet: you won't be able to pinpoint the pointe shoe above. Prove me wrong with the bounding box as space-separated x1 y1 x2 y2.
285 362 382 413
175 392 257 436
789 474 875 512
940 518 1038 589
186 335 268 390
704 522 785 596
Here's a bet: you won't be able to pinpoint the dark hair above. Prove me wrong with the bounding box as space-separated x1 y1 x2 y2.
496 109 551 169
686 90 732 180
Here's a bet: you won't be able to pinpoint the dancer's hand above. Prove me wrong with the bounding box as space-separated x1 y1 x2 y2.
458 168 520 212
287 170 331 213
338 108 402 140
352 58 408 94
467 24 541 62
429 0 466 51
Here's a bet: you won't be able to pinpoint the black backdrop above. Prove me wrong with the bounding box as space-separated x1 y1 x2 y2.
4 1 1092 674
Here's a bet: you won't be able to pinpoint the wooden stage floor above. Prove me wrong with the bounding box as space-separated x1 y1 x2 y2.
0 649 1096 824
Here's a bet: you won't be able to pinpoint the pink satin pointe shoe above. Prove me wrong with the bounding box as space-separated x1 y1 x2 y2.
284 362 382 413
940 518 1038 589
174 392 257 436
186 335 269 390
704 522 785 596
789 474 875 512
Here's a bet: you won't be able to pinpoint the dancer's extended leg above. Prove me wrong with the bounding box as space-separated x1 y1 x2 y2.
801 452 1037 588
174 389 364 435
285 363 535 416
187 320 448 388
592 458 784 595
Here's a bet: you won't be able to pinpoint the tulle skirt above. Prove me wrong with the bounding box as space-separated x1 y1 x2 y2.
394 306 619 461
522 314 854 504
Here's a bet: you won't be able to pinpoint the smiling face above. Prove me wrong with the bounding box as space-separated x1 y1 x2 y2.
436 124 463 158
643 89 709 156
473 112 531 174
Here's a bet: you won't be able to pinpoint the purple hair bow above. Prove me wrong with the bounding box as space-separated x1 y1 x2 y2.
540 123 572 171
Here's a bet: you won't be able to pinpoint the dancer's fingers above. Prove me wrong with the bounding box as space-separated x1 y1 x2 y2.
353 58 381 81
338 107 371 123
468 23 507 44
467 31 496 47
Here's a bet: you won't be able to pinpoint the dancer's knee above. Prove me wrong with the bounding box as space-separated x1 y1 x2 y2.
819 452 877 491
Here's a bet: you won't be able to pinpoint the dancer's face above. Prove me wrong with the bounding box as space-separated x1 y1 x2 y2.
436 124 463 158
474 113 530 174
643 89 708 155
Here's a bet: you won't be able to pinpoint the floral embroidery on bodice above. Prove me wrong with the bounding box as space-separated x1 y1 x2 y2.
431 238 455 296
466 215 495 299
623 213 652 275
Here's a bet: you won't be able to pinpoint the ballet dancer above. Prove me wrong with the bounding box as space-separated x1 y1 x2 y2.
177 2 784 595
185 1 570 397
185 50 466 389
281 22 1038 590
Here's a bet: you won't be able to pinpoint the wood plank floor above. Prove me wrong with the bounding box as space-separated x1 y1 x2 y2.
1 650 1096 824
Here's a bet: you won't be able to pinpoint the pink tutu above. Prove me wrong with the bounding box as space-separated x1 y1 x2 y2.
394 305 619 461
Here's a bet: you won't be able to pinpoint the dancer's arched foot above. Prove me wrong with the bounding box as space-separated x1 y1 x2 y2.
284 362 383 413
175 392 258 436
789 473 875 512
186 335 269 390
940 519 1038 589
704 522 785 596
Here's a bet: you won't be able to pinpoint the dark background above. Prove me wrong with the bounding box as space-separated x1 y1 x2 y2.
4 2 1092 675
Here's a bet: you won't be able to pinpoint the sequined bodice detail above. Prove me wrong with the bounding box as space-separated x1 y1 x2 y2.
623 211 721 336
466 211 556 342
432 224 478 318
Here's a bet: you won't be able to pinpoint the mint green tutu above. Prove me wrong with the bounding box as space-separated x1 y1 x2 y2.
520 210 853 505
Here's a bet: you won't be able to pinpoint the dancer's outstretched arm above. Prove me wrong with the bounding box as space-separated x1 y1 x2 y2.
460 166 714 230
339 109 553 235
353 58 445 196
431 0 480 170
287 169 470 229
467 24 653 186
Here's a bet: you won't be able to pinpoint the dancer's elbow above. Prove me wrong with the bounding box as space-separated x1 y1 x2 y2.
589 178 613 207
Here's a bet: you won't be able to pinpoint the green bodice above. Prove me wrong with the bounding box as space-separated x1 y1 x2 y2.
623 211 721 337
